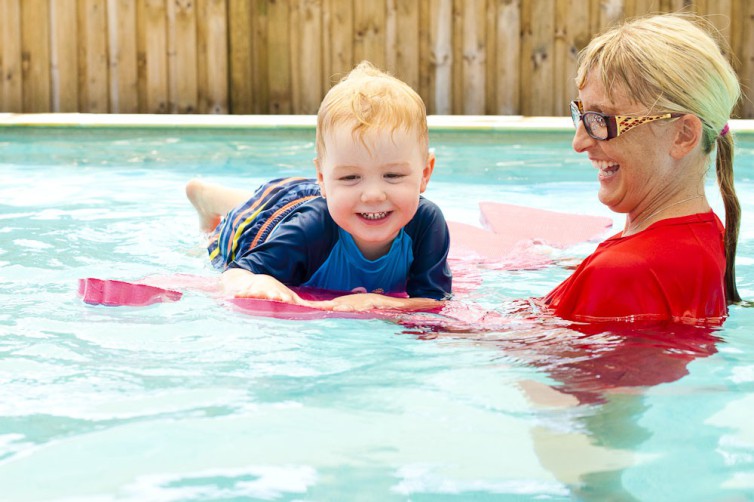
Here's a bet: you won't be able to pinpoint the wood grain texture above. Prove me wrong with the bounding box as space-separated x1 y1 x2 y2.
0 0 751 117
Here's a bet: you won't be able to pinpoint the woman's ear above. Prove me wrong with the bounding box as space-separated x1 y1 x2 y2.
670 114 703 160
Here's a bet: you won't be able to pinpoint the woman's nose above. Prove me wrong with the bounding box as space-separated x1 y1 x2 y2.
572 121 596 153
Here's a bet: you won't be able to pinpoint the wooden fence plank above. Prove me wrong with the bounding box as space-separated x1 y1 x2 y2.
495 0 521 115
196 0 227 114
322 0 353 92
521 0 555 115
387 0 421 91
428 0 452 114
418 0 431 108
107 0 138 113
599 0 625 28
78 0 109 113
451 0 462 114
659 0 686 12
555 0 589 112
136 0 147 112
137 0 168 113
554 0 568 114
460 0 486 114
625 0 661 18
700 1 734 59
250 0 269 113
228 0 253 114
354 0 386 69
167 0 198 113
268 0 292 113
386 0 397 74
289 0 302 113
50 0 78 112
729 0 743 118
736 1 754 118
484 0 495 114
289 0 322 115
21 0 51 112
0 0 23 112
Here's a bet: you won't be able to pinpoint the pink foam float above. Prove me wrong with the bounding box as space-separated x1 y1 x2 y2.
78 277 182 307
479 202 612 248
448 202 612 267
226 286 444 320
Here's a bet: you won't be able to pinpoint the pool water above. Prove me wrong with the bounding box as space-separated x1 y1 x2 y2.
1 126 754 501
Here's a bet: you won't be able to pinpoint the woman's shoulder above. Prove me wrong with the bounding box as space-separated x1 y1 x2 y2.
598 211 724 272
644 211 723 235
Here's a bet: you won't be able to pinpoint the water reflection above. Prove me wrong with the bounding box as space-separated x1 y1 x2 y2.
401 308 722 499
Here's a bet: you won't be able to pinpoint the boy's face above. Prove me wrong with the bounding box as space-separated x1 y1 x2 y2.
315 124 435 260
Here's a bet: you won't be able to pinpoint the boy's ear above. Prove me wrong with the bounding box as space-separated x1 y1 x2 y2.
419 152 436 193
670 114 703 160
314 158 326 198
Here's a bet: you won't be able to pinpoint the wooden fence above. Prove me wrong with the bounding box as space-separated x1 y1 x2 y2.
1 0 753 117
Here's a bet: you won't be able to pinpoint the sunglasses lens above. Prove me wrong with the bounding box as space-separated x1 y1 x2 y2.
584 113 608 140
570 102 580 128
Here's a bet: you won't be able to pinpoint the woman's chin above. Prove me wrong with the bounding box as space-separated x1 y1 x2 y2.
597 192 621 211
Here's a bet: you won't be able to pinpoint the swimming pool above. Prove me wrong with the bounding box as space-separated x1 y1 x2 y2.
1 118 753 500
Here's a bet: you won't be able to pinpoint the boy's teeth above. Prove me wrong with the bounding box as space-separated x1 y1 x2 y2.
361 212 388 220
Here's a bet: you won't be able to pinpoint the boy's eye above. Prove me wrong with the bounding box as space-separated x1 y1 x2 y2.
338 174 360 182
385 173 406 180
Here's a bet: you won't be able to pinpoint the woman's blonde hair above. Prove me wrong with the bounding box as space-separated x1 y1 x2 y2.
576 13 743 303
316 61 429 160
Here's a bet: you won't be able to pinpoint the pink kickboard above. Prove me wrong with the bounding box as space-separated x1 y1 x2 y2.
78 277 414 320
78 278 182 306
228 286 435 320
226 297 390 320
479 202 612 247
447 221 553 269
447 202 612 263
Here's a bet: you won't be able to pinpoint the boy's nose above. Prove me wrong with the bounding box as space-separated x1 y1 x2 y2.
361 183 387 203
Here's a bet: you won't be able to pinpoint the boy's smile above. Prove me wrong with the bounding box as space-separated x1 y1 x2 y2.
315 124 435 260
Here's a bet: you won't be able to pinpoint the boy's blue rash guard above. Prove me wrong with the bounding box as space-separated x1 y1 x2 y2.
228 197 452 300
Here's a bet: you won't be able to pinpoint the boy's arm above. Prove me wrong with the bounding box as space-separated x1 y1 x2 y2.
405 199 453 299
221 268 306 304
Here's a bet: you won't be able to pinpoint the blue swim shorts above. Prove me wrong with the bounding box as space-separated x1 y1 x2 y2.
207 177 321 270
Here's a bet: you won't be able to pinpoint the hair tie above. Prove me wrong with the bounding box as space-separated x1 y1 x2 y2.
720 123 730 137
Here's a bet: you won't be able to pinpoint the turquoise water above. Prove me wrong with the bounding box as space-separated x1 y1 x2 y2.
1 126 753 501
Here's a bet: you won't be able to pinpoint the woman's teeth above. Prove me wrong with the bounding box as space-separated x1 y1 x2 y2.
593 160 620 174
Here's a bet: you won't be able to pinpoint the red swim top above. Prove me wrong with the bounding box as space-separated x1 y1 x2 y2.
543 211 727 324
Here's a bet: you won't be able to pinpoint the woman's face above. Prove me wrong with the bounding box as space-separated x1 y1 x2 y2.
572 71 681 218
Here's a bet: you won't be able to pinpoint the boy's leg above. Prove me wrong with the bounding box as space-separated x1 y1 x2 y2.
185 179 253 232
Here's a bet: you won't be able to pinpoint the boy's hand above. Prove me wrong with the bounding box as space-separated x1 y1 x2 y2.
221 268 304 304
317 293 441 312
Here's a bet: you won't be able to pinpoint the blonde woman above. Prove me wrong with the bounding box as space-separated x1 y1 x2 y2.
543 13 742 324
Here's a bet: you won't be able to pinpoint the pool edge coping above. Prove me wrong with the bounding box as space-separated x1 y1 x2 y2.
2 113 753 134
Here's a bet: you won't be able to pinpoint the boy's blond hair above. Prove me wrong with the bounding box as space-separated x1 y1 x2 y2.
316 61 429 160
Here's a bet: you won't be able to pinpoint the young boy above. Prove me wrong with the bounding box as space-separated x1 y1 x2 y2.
186 61 451 311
